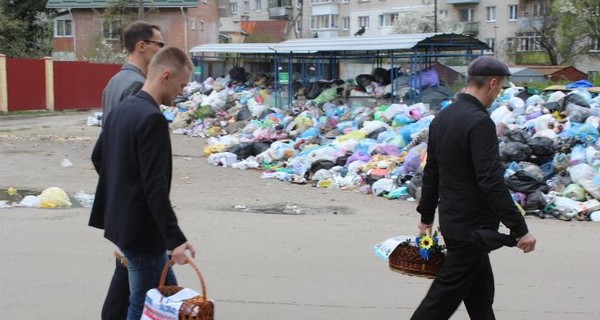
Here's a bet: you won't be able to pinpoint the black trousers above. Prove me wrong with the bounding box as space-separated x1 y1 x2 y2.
411 239 495 320
101 258 129 320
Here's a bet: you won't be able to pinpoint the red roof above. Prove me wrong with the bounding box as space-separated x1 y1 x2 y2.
241 21 289 43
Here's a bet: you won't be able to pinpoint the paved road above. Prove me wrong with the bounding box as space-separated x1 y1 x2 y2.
0 112 598 319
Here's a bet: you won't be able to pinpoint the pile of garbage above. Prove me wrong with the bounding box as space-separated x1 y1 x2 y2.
0 187 94 209
89 65 600 222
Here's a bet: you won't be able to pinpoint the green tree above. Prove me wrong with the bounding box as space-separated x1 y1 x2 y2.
0 0 54 58
557 0 600 53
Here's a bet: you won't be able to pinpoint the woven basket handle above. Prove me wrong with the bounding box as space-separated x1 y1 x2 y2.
158 257 208 300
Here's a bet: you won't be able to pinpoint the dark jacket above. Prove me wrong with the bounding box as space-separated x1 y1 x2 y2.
90 91 187 254
101 63 145 125
418 93 529 241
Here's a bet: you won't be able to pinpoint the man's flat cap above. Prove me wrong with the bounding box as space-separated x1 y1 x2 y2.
468 56 511 77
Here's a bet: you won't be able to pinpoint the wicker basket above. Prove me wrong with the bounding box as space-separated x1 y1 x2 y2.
388 244 445 279
157 258 214 320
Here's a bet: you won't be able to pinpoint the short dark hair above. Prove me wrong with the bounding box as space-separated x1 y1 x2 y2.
148 46 193 74
123 21 160 54
467 75 505 88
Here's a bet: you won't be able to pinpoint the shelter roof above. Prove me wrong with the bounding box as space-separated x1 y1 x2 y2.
46 0 197 9
189 33 487 55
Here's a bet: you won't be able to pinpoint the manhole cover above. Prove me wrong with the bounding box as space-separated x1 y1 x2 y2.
229 202 351 215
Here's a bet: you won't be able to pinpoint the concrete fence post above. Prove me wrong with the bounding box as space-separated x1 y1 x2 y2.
44 56 54 111
0 54 7 112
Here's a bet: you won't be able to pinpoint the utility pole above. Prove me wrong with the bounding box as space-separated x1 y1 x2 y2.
434 0 438 33
138 0 144 20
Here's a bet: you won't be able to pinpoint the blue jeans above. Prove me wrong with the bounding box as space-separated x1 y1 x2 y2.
120 249 177 320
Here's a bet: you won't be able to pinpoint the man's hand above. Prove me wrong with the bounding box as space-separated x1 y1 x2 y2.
418 222 433 236
171 241 196 265
516 233 536 253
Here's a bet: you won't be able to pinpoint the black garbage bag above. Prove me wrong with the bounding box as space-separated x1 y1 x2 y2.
528 136 556 164
229 67 247 83
505 170 548 194
559 92 591 110
367 126 388 140
528 136 555 158
304 82 325 99
408 169 424 199
236 105 252 121
355 74 377 89
523 190 547 210
500 141 532 162
505 129 529 144
305 160 336 180
371 68 391 85
228 141 271 159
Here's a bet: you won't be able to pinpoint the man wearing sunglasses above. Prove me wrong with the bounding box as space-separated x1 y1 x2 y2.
101 21 164 126
97 20 164 320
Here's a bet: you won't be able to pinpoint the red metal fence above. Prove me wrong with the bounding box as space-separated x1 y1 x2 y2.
6 58 46 111
53 61 120 110
3 57 120 112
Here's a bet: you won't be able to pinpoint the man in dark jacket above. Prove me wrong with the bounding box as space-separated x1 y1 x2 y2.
91 46 196 320
97 20 164 320
411 56 536 320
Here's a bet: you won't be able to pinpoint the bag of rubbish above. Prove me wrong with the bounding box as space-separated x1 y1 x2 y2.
371 178 395 196
499 141 531 162
490 105 513 125
549 171 572 193
527 136 555 162
567 163 594 184
552 153 570 172
314 87 338 105
560 92 591 110
561 183 587 201
570 144 587 165
39 187 72 208
505 170 547 194
523 190 547 210
408 169 424 199
566 103 591 123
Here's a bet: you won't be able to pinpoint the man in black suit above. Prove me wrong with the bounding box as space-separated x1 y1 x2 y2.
91 46 196 320
411 56 536 320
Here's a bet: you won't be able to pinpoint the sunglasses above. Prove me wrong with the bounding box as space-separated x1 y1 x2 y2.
143 39 165 48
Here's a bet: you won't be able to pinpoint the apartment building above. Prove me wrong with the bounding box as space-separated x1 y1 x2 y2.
219 0 597 72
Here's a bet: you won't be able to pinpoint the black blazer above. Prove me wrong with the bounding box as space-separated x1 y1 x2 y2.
417 93 529 241
90 91 187 254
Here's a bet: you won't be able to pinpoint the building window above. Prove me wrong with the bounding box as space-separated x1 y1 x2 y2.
342 0 349 3
459 8 475 22
486 6 496 22
438 9 448 19
102 20 120 40
231 2 238 14
358 16 370 28
54 18 73 37
343 16 350 30
530 1 548 17
379 13 398 27
311 0 335 3
485 38 495 53
508 5 518 21
590 38 600 52
255 0 262 11
244 0 250 12
310 14 339 29
269 0 292 7
517 33 543 51
506 37 515 51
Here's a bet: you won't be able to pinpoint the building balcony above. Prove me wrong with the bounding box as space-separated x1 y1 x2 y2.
461 21 479 36
269 6 293 19
518 16 543 32
446 0 479 4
